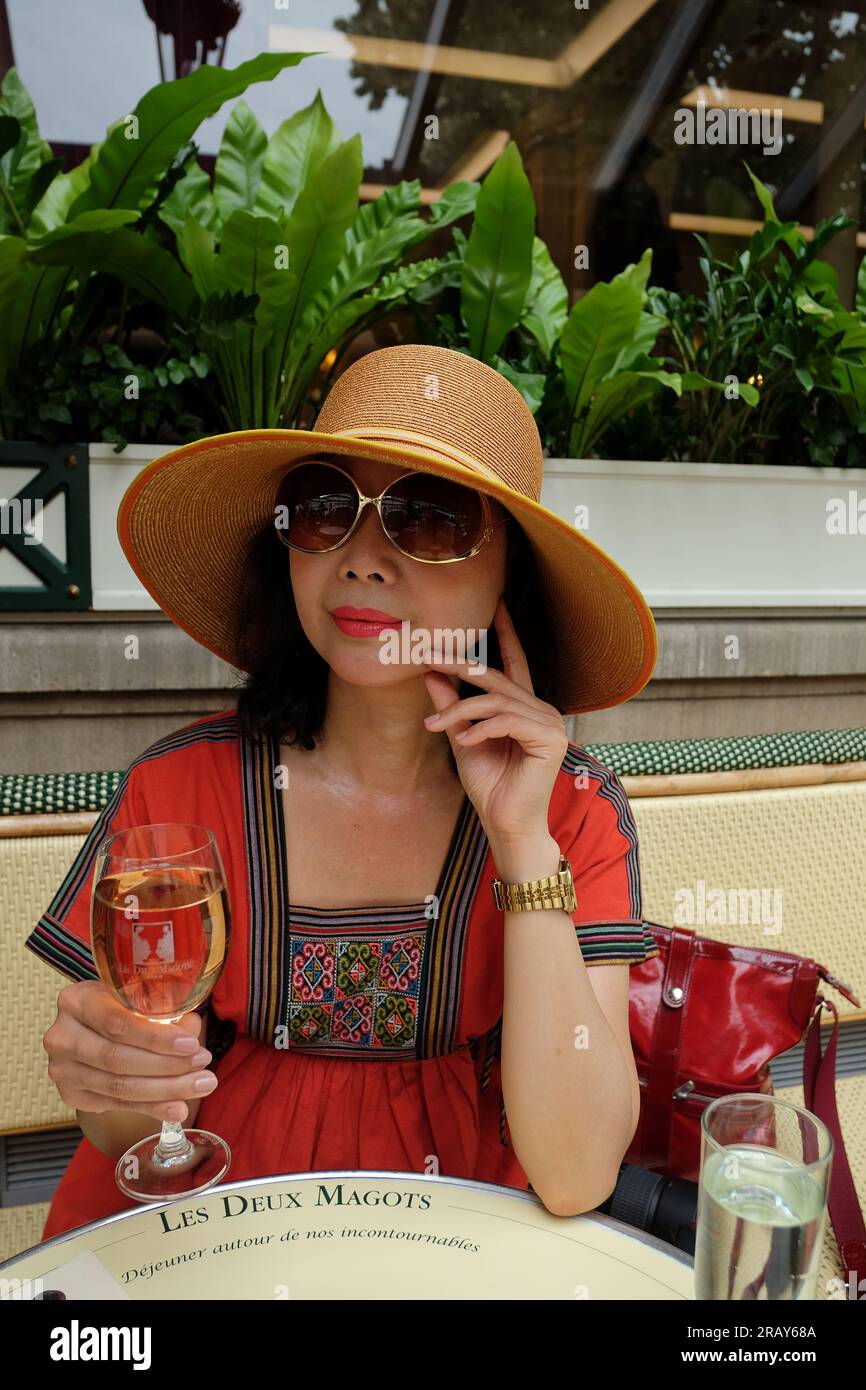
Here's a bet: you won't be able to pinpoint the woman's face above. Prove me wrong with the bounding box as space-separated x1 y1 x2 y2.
288 453 509 689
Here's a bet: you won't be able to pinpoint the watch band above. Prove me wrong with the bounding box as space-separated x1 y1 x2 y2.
491 854 577 914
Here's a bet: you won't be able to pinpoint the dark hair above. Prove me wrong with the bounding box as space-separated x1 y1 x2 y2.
234 511 561 774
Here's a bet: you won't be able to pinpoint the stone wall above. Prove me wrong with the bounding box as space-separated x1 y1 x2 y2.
1 610 864 771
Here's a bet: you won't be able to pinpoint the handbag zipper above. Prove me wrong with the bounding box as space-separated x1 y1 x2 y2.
637 1074 734 1105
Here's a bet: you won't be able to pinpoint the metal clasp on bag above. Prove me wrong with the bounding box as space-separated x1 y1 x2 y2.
821 969 859 1004
672 1079 696 1100
672 1078 720 1104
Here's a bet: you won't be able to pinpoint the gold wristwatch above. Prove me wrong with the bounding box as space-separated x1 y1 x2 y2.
491 853 577 914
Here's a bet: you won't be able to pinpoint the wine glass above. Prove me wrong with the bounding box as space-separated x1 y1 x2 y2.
90 822 232 1202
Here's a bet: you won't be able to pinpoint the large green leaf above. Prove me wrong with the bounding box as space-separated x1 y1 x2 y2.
403 248 464 306
211 209 298 426
389 178 480 255
218 208 296 329
857 254 866 321
558 277 644 430
0 211 143 384
344 179 422 254
576 370 680 456
28 207 141 247
424 180 479 233
519 237 568 361
681 370 759 406
617 310 667 370
0 115 25 234
489 353 546 413
748 217 802 265
69 52 316 217
274 134 363 371
460 140 536 361
213 100 267 226
808 211 856 259
175 216 220 299
254 89 342 221
0 235 79 386
288 256 448 424
615 247 653 299
310 178 477 331
159 152 220 238
794 286 834 320
743 162 779 224
0 69 53 233
297 181 429 343
834 307 866 353
28 149 99 235
742 161 805 261
19 155 64 225
29 220 195 313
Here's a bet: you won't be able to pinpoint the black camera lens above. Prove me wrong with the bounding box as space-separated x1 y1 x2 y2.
595 1163 698 1254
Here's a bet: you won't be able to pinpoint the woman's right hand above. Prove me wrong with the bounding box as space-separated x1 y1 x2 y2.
43 980 218 1124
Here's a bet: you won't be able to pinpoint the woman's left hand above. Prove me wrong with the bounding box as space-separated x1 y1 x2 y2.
421 596 569 849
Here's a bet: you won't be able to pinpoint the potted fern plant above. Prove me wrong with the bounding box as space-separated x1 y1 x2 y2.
0 54 314 609
0 63 477 611
558 168 866 610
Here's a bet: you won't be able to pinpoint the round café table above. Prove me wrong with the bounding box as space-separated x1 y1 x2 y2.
0 1170 695 1300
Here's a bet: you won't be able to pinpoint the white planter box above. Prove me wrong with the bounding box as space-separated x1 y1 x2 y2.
541 458 866 607
89 442 164 610
87 451 866 611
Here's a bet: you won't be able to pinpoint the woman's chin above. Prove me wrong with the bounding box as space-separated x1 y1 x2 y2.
324 648 422 689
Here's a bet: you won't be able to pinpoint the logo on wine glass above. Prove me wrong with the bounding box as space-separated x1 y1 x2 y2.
132 919 176 968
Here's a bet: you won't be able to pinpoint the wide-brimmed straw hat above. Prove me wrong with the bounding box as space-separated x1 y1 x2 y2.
117 343 657 715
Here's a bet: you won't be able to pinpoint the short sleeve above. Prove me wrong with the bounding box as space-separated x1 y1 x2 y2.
23 762 150 983
559 756 660 968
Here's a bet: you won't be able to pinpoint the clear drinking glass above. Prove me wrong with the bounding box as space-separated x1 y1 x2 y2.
694 1092 833 1300
90 823 232 1202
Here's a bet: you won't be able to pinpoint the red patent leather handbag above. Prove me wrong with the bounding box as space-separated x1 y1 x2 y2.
626 922 866 1285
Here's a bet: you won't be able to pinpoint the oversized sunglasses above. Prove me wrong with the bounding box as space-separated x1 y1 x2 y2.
274 459 508 563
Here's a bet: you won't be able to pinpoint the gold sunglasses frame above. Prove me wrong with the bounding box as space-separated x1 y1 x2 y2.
274 459 509 563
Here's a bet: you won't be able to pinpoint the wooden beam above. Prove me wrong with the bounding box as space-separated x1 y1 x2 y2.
269 1 662 91
622 762 866 797
0 812 97 838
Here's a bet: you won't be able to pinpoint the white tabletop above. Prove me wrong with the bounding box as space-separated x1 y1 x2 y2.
0 1170 695 1300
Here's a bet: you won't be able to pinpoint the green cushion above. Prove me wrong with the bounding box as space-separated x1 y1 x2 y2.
583 727 866 778
1 727 864 816
0 771 121 816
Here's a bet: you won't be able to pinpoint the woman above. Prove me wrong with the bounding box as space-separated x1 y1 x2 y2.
28 344 659 1238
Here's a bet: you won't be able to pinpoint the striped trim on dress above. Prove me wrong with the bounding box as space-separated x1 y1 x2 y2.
241 731 488 1059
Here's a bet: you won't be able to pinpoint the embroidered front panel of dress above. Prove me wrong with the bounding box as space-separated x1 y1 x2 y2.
239 731 490 1059
287 904 430 1056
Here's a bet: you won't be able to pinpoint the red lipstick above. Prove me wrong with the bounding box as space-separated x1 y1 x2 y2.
330 606 404 638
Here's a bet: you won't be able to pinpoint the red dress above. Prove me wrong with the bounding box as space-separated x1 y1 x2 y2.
25 710 659 1238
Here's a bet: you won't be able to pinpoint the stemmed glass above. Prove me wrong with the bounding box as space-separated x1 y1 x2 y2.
90 822 232 1202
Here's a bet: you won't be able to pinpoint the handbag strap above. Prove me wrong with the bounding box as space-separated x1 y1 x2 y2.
803 998 866 1288
640 926 696 1164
